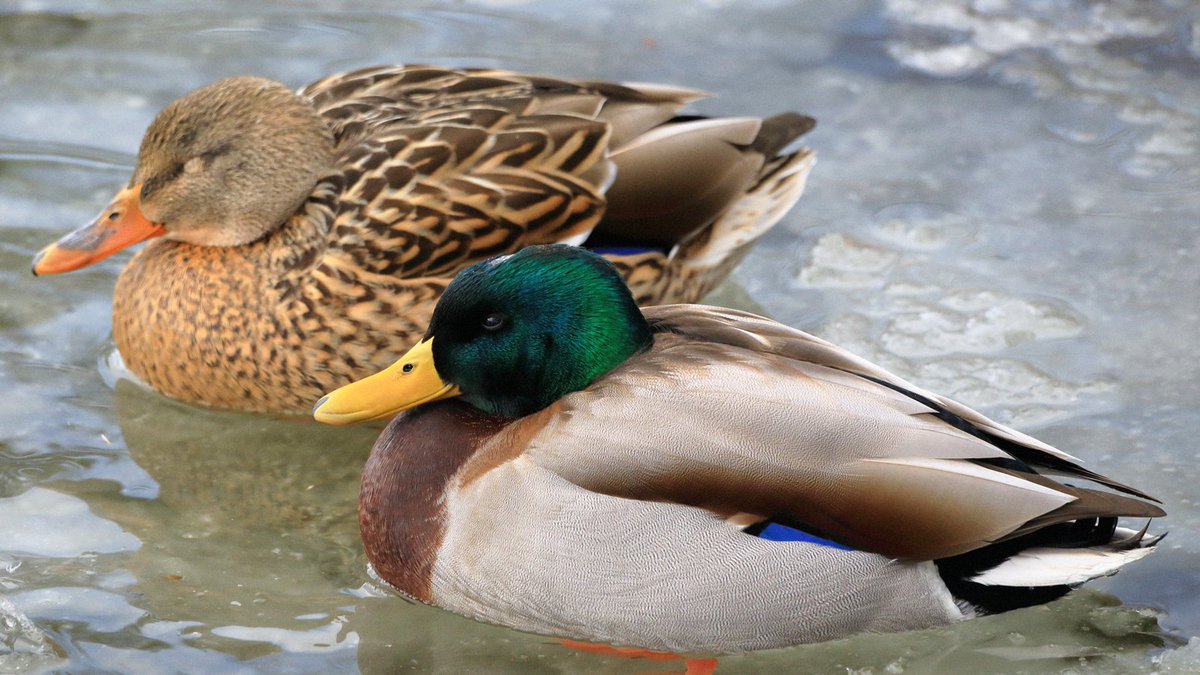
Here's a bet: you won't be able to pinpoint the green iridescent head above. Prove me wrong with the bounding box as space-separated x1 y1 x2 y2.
424 245 653 417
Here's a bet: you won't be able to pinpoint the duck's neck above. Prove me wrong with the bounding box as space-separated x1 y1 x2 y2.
359 400 507 603
261 172 344 281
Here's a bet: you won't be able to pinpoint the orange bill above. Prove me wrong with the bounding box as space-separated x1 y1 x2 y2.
32 184 164 276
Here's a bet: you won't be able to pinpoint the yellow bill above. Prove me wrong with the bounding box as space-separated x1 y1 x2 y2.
313 338 461 425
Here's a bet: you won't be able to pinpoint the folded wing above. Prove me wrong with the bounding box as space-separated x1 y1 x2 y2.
521 305 1163 560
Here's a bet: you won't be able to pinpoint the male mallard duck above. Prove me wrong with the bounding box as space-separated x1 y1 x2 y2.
32 65 814 415
314 245 1164 654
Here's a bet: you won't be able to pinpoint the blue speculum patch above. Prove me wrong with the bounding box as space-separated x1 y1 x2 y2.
755 522 853 550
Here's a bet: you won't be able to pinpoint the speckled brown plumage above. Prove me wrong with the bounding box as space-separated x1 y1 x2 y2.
99 65 818 414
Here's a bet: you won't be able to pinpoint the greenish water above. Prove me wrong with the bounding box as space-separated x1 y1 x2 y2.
2 0 1199 672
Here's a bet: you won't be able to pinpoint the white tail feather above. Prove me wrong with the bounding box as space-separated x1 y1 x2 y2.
970 529 1157 588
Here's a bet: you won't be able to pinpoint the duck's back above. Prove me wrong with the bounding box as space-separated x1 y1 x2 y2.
302 65 814 289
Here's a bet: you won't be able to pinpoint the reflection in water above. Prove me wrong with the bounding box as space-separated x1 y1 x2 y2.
348 589 1173 674
12 587 146 633
0 487 139 557
107 381 373 654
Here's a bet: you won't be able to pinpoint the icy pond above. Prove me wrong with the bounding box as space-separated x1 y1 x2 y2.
1 0 1198 672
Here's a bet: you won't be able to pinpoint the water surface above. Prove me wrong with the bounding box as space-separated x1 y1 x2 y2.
2 0 1198 672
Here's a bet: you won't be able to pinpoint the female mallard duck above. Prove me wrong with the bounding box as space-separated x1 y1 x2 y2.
32 65 814 415
314 245 1164 654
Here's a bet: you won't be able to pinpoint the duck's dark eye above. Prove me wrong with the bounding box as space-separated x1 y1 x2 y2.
481 313 507 332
